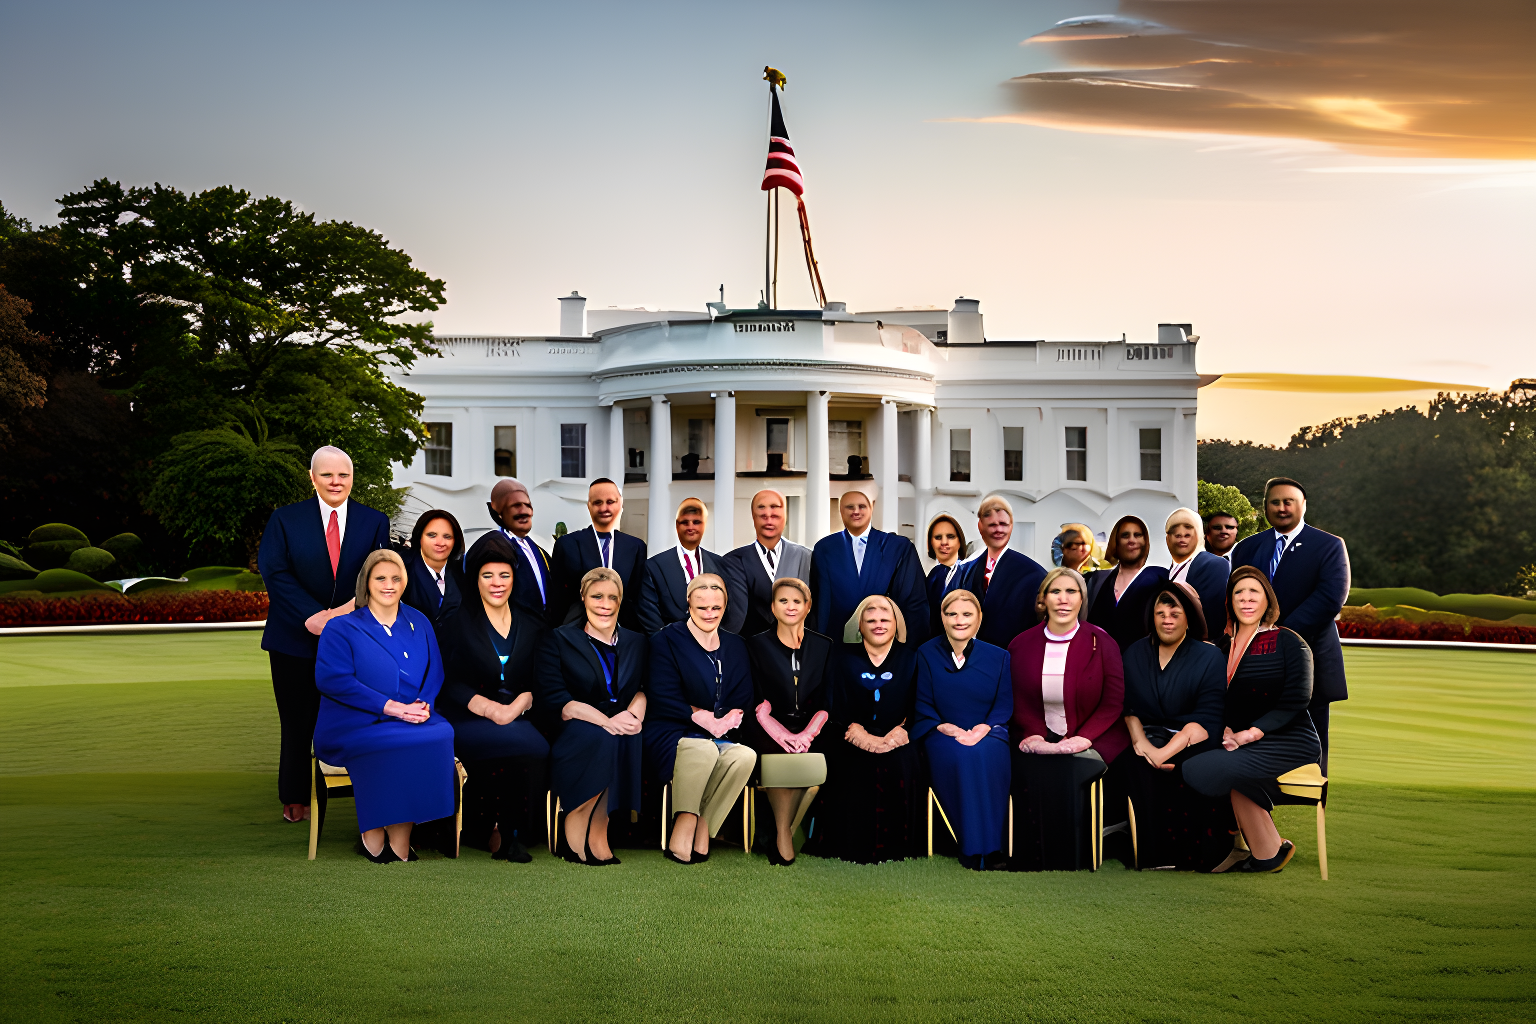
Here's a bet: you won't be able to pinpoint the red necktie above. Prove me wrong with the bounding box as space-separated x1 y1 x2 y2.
326 510 341 577
984 556 995 594
684 553 695 580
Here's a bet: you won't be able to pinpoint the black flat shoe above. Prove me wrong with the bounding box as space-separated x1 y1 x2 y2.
663 849 698 865
765 844 796 866
589 854 621 866
1235 840 1295 873
355 838 395 864
561 847 596 865
492 839 533 864
403 847 418 862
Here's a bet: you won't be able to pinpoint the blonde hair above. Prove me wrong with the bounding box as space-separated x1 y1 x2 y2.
1034 567 1088 621
849 593 907 644
770 576 811 608
579 567 624 604
940 588 983 617
977 495 1014 521
676 497 708 522
356 548 408 607
1164 507 1205 552
686 572 729 605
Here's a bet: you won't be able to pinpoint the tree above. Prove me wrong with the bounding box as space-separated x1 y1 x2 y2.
0 285 51 445
1197 480 1260 540
145 407 310 568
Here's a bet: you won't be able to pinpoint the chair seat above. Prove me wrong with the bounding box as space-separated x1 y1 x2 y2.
1277 763 1327 800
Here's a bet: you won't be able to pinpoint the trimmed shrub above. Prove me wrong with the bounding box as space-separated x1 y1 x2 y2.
64 547 121 581
28 524 89 544
99 533 145 573
0 553 38 581
25 538 89 569
0 589 269 627
0 568 120 596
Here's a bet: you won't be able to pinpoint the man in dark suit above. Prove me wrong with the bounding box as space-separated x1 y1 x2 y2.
1230 476 1351 772
485 477 552 620
720 488 813 636
809 489 929 643
1164 507 1230 627
549 477 647 629
638 496 722 634
944 495 1048 649
1204 511 1240 564
257 445 392 823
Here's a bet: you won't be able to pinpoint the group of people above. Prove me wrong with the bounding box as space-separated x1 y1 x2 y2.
258 445 1350 875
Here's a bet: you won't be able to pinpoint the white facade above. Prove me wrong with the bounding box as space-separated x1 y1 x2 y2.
389 297 1201 570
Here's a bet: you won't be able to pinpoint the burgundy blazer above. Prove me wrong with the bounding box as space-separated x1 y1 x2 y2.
1007 621 1131 764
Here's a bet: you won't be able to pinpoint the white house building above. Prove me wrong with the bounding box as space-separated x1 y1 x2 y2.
389 294 1202 570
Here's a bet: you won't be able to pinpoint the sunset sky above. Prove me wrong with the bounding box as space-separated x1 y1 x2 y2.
1 0 1530 443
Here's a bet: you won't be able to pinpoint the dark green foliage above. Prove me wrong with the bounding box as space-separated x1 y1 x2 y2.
23 538 88 570
62 546 119 580
1200 388 1536 593
0 567 117 595
0 552 37 580
1195 480 1260 539
0 285 52 446
98 532 145 573
27 523 87 543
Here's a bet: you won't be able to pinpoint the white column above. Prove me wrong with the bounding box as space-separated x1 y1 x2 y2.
607 404 626 489
805 390 830 542
877 398 899 533
713 391 736 552
649 395 672 552
913 405 933 502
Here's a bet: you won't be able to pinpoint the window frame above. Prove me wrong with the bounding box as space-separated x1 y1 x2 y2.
949 428 972 483
560 422 588 479
424 421 453 477
1064 425 1087 482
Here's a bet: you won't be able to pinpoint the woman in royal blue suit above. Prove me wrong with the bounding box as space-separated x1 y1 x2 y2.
539 567 648 865
314 549 457 863
914 588 1013 871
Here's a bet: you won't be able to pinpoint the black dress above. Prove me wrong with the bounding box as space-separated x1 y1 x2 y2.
744 629 835 755
1121 635 1235 871
437 599 551 848
538 623 648 814
801 641 925 864
1086 565 1170 653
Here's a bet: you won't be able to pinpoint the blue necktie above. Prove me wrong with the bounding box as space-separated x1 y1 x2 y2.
601 535 611 568
1268 535 1287 579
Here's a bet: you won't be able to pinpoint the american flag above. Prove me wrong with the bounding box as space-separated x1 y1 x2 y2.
760 88 804 197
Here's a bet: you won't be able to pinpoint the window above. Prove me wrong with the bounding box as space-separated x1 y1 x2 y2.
830 419 864 476
1139 428 1162 481
1003 427 1024 482
1065 426 1087 481
424 422 453 476
560 423 587 478
949 428 971 482
623 408 648 481
494 426 516 478
766 417 789 455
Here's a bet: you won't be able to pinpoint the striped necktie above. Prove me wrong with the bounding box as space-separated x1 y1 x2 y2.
1268 535 1287 579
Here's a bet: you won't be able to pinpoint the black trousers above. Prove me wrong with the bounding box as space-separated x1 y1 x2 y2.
270 651 320 806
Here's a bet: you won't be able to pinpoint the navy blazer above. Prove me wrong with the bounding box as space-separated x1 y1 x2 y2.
808 529 931 645
1171 550 1231 632
1231 524 1351 703
549 526 647 630
258 497 392 658
536 622 648 724
944 548 1049 650
402 552 463 627
1086 564 1171 653
642 623 755 783
637 546 723 635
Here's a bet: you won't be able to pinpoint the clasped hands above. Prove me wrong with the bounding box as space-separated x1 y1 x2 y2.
1222 726 1263 751
305 599 356 636
691 706 744 739
603 709 643 736
844 722 908 754
383 699 431 724
755 702 826 753
1132 736 1176 771
1019 734 1092 755
937 722 992 747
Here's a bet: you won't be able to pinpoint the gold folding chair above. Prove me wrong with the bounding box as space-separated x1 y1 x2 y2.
308 757 467 860
661 781 752 854
1274 763 1330 880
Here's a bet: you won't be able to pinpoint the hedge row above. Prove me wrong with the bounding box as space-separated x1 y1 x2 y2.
0 590 269 627
1337 617 1536 645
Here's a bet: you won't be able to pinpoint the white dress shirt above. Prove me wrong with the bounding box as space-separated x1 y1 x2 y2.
1167 555 1195 584
675 544 703 581
846 527 869 574
754 539 781 582
503 529 547 603
1271 518 1307 569
1041 622 1079 736
317 494 348 545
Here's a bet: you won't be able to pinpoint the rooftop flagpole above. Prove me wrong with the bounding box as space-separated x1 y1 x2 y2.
760 66 827 309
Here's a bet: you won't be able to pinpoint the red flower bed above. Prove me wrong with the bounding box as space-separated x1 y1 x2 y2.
1337 617 1536 645
0 590 269 627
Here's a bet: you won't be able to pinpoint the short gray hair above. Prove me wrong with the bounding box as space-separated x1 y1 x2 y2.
311 445 354 473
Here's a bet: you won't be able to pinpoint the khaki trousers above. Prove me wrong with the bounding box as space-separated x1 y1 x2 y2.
672 738 756 837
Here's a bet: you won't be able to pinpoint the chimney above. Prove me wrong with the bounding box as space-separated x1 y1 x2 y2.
559 291 587 336
1157 323 1193 344
947 297 983 345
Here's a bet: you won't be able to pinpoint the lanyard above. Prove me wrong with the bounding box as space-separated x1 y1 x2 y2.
487 624 511 682
791 649 801 712
587 639 618 700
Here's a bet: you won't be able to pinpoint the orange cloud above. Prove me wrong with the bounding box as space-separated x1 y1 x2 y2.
1006 0 1536 159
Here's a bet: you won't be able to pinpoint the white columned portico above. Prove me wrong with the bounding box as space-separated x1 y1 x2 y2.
805 390 830 542
877 398 899 533
713 390 736 552
648 395 672 553
913 406 933 496
607 405 625 489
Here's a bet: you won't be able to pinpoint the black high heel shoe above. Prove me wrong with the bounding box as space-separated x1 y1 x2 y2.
663 849 698 865
1235 840 1295 873
355 838 397 864
765 842 796 866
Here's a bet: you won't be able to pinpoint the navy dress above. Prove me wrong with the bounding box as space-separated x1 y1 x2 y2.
538 623 647 814
313 605 457 832
913 637 1013 860
643 622 755 784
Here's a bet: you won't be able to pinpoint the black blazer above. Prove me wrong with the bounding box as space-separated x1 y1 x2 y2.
1231 525 1350 704
746 628 834 735
402 552 463 627
1121 635 1227 750
945 548 1049 649
549 526 647 630
829 640 919 739
718 540 813 637
436 597 545 725
637 546 723 635
1086 564 1171 653
537 622 647 726
257 497 392 658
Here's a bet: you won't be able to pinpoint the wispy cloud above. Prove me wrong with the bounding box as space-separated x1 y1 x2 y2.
1003 0 1536 159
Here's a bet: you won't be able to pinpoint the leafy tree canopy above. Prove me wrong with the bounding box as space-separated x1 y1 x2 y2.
1196 480 1260 540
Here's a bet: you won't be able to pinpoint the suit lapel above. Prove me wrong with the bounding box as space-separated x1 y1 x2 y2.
662 554 687 614
1064 627 1095 728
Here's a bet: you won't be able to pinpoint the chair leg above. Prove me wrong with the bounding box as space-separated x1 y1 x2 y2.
927 788 934 858
660 783 671 851
1316 802 1329 881
308 758 320 861
1089 779 1102 871
743 785 752 854
1127 797 1138 870
452 760 467 859
545 791 554 856
1007 796 1014 859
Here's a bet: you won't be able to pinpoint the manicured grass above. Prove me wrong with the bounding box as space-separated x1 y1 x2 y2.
1 634 1533 1022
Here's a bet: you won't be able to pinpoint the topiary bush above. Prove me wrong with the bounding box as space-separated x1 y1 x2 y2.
25 524 90 569
99 533 145 573
28 524 89 544
0 552 38 581
64 546 121 581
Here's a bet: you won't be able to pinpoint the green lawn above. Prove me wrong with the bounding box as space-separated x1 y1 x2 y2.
2 634 1533 1022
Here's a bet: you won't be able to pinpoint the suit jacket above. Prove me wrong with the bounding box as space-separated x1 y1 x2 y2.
536 622 648 728
944 548 1049 650
549 526 647 630
719 538 813 636
808 528 931 645
435 593 546 725
1085 564 1170 653
1231 524 1350 703
642 622 755 783
257 497 392 658
1006 621 1130 764
502 529 553 620
402 552 463 627
1170 550 1231 632
637 546 723 634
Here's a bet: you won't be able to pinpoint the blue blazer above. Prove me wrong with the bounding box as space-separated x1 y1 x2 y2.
1176 550 1231 635
808 528 931 645
637 547 723 635
549 526 648 630
944 548 1049 650
402 552 463 627
912 636 1013 743
1231 524 1350 703
642 622 755 783
258 497 392 658
313 604 445 732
